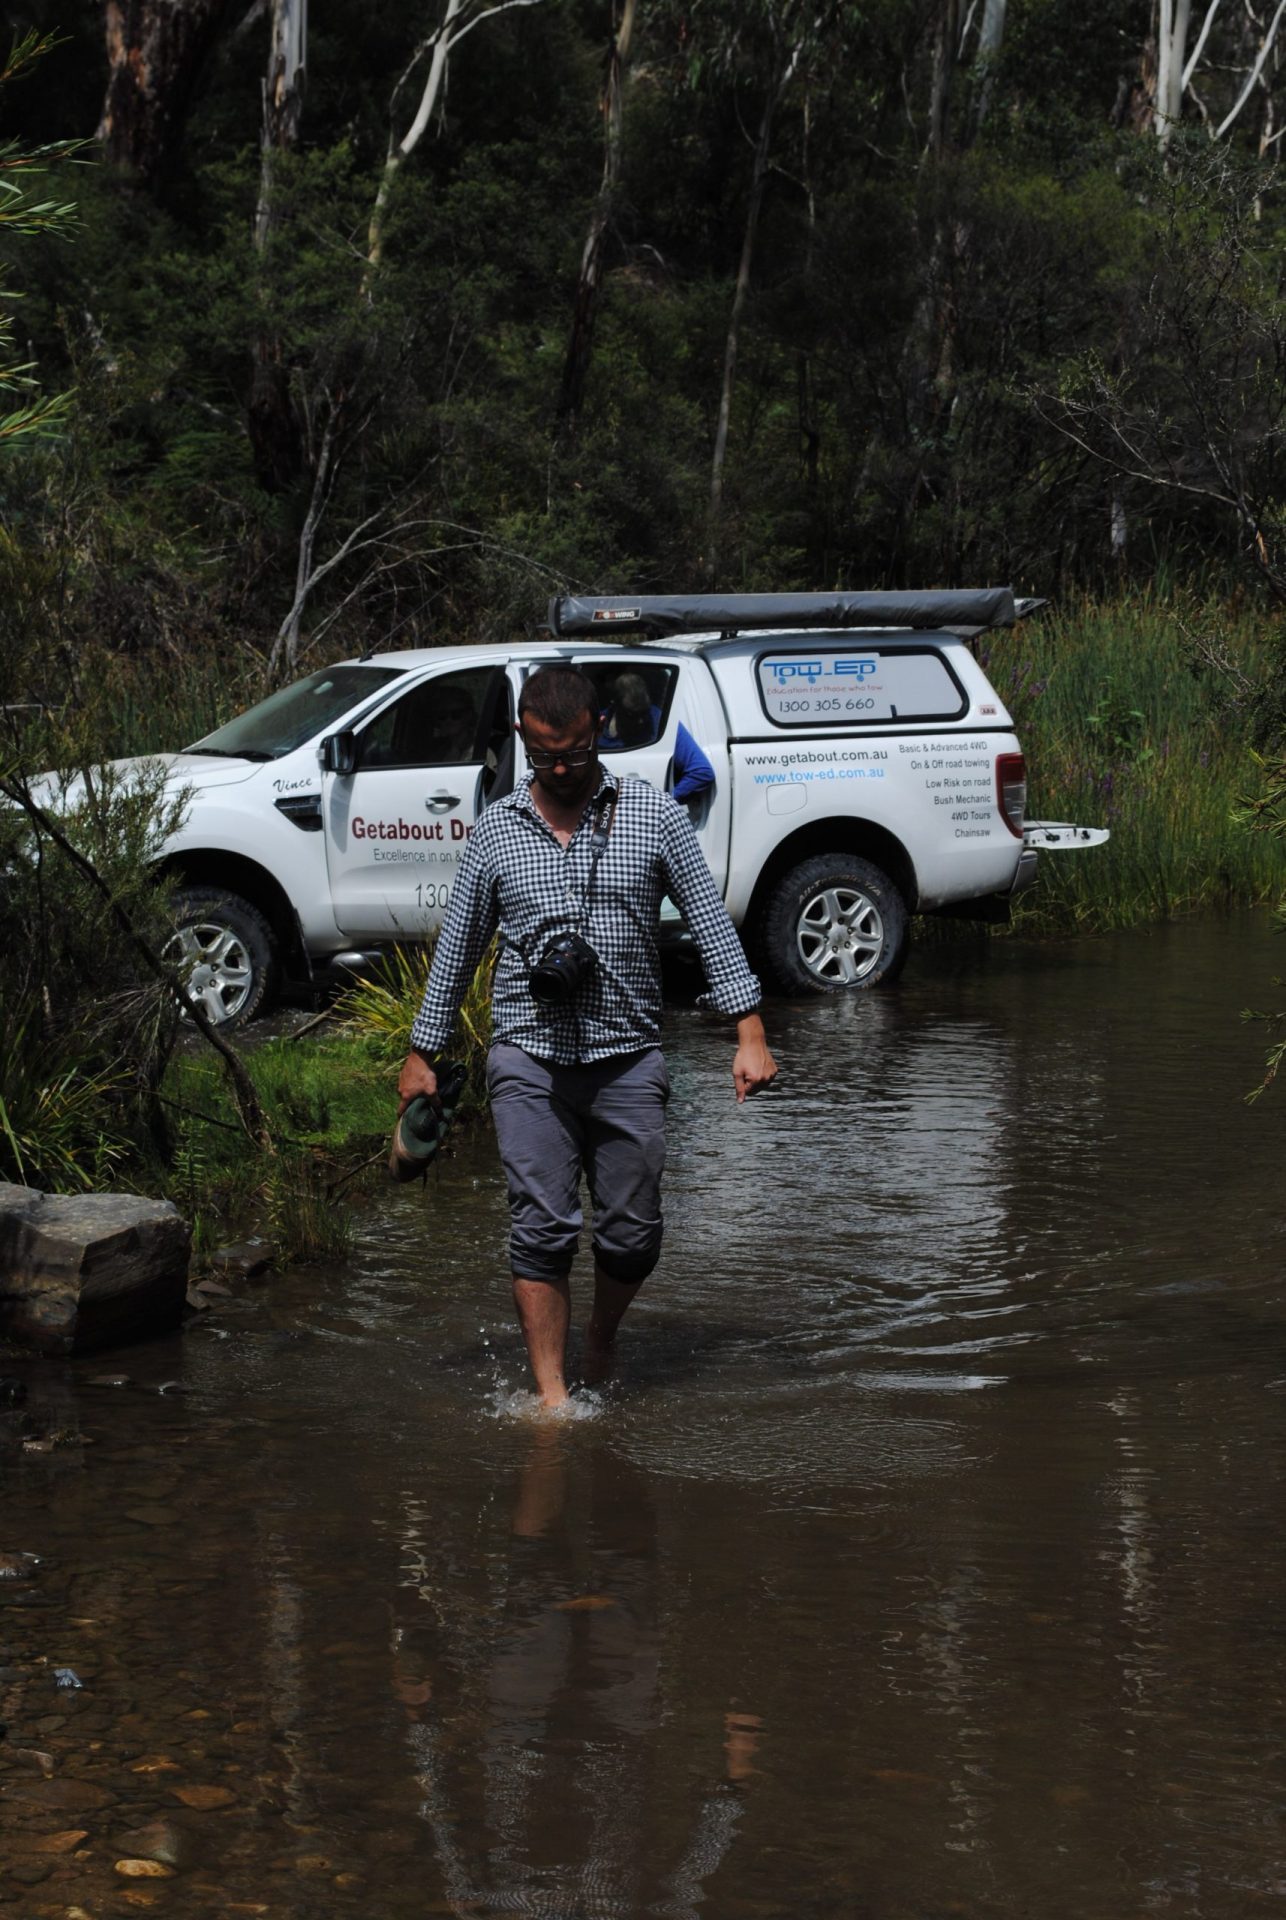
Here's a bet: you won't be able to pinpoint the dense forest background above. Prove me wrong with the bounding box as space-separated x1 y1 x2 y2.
4 0 1286 672
1 0 1283 1197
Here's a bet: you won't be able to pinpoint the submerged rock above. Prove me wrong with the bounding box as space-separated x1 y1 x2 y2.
0 1185 190 1355
7 1860 52 1885
114 1817 187 1868
115 1856 176 1877
171 1783 237 1809
208 1240 272 1281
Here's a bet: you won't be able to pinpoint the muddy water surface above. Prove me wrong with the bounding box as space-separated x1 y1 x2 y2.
2 916 1285 1919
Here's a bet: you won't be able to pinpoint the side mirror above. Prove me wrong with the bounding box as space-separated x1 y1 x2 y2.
320 729 357 776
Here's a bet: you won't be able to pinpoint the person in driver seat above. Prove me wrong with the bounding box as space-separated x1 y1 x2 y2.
416 685 478 763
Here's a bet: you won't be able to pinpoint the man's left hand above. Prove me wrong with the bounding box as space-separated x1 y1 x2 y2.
732 1013 778 1104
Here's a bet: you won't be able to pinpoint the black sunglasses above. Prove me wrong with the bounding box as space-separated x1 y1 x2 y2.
523 737 597 770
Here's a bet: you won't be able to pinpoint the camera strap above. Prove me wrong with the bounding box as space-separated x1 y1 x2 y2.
501 778 621 970
579 780 619 933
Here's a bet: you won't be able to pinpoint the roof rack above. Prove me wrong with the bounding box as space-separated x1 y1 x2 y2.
547 588 1039 641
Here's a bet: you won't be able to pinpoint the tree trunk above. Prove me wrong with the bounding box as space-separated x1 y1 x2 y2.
366 0 467 284
557 0 638 435
254 0 307 248
707 35 804 588
900 0 964 449
926 0 960 158
972 0 1006 131
99 0 233 189
267 408 338 680
248 0 307 493
1156 0 1192 146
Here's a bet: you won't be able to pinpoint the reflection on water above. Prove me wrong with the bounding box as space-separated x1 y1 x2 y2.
1 915 1285 1916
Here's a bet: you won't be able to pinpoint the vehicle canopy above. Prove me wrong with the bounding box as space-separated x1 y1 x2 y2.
547 588 1034 640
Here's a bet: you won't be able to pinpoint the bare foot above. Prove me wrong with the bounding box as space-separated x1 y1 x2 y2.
582 1328 617 1389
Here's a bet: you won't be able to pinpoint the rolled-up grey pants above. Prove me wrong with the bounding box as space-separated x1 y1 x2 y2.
486 1043 670 1284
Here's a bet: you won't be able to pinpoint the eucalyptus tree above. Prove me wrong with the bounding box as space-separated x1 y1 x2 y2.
262 0 552 678
97 0 233 188
365 0 548 279
1131 0 1286 149
557 0 638 436
651 0 856 583
248 0 307 493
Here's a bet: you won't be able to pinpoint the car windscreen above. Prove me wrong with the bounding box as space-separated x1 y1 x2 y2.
188 666 406 760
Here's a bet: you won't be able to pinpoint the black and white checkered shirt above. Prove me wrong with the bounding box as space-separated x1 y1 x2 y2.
410 768 762 1065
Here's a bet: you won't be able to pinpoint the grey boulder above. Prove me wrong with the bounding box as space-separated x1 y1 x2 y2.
0 1185 191 1354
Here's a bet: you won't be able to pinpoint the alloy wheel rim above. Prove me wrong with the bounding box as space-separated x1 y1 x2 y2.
795 884 884 985
164 920 254 1023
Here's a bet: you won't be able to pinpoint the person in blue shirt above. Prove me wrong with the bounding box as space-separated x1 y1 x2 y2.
598 672 716 805
671 722 715 804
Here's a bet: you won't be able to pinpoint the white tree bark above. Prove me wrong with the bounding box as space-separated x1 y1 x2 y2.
1182 0 1286 143
249 0 306 496
365 0 546 281
1181 0 1220 86
1214 0 1286 138
265 0 546 676
1156 0 1192 147
978 0 1005 63
971 0 1006 132
254 0 306 250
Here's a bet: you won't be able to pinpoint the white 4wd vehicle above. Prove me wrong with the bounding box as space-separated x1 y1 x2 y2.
134 589 1105 1023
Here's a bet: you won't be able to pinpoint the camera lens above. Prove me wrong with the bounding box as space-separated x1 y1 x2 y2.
529 932 592 1005
530 969 566 1005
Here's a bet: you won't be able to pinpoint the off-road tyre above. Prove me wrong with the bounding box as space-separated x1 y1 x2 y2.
761 854 910 994
166 887 278 1028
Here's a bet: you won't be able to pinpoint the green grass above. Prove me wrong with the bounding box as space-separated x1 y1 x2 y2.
158 1026 395 1263
982 592 1284 931
155 945 496 1263
335 940 497 1094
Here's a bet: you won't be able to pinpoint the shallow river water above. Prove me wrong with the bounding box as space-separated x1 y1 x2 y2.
2 915 1285 1919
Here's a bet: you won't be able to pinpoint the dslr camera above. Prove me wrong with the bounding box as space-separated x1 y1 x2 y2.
529 930 597 1006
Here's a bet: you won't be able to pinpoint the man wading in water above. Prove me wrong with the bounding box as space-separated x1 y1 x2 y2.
397 665 777 1409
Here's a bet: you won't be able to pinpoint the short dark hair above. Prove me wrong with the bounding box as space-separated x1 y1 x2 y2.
519 666 599 733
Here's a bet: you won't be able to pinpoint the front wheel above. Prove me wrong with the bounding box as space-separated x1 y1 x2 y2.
165 887 278 1027
761 854 910 994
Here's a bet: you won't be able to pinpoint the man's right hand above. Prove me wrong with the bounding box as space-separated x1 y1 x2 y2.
397 1049 439 1116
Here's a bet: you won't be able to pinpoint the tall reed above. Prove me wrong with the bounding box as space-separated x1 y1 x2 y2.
983 593 1283 930
337 941 498 1101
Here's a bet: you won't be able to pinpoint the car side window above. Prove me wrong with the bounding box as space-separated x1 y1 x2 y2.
586 664 678 752
358 668 494 770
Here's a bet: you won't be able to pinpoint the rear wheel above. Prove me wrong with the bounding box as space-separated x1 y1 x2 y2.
761 854 909 994
165 887 278 1028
